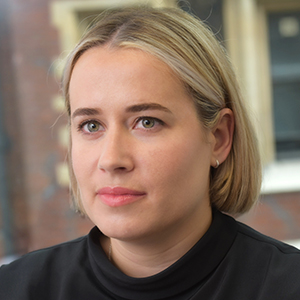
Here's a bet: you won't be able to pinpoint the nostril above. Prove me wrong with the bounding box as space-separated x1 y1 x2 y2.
117 167 127 170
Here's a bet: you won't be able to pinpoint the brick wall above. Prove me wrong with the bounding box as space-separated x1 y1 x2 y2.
0 0 93 257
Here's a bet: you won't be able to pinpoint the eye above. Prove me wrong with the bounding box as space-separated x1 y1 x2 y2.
78 120 103 133
141 118 155 128
135 117 164 130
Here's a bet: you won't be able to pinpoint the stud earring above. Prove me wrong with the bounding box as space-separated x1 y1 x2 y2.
215 159 220 168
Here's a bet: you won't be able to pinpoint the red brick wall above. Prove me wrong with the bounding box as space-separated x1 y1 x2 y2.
0 0 92 257
0 0 27 257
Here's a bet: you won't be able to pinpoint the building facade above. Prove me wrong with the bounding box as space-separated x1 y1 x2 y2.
0 0 299 259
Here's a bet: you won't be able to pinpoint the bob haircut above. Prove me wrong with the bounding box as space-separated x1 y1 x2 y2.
62 7 261 215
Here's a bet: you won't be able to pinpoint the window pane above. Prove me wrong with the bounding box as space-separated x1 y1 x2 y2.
268 11 300 159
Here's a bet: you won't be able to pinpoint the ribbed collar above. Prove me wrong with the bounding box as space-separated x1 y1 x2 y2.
88 210 237 300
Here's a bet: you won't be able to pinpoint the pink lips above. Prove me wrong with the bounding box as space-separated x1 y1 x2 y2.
97 187 146 207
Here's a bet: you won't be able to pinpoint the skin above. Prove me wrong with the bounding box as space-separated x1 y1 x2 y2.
69 46 234 277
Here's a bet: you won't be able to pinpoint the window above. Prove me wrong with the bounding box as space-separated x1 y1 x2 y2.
268 11 300 159
223 0 300 193
51 0 177 75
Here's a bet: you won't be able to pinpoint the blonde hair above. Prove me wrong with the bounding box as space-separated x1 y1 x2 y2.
63 7 261 215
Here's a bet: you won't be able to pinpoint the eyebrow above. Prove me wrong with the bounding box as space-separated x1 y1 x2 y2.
72 102 172 119
72 108 101 119
125 103 172 113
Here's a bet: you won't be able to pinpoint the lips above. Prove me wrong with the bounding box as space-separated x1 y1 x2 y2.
97 187 146 207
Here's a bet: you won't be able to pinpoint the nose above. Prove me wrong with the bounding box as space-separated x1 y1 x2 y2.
97 127 134 173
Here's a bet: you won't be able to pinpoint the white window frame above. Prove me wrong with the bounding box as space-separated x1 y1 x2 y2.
223 0 300 194
50 0 177 54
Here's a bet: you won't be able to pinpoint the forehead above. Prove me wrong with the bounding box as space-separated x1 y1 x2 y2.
68 46 193 111
70 46 178 86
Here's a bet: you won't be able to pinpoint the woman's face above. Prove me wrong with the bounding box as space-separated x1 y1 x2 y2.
69 47 214 242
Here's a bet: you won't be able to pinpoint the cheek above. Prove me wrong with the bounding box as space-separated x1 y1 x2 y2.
142 137 211 191
71 143 82 176
71 141 96 185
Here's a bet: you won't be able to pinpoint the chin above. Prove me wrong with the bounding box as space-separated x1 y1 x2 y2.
93 217 144 240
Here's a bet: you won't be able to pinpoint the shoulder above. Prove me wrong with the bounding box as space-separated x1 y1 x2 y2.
236 220 300 256
1 235 88 271
233 220 300 297
218 211 300 269
0 235 89 298
215 212 300 298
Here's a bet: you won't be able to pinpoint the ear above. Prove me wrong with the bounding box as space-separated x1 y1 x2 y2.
210 108 234 168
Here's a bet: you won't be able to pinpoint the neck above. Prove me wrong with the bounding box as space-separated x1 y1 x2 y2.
104 208 212 278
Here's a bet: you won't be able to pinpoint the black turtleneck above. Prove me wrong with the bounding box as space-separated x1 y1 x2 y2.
1 210 300 299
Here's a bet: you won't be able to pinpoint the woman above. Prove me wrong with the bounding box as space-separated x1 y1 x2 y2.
1 7 299 300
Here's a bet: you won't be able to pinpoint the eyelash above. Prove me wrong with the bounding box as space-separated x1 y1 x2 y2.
76 116 164 134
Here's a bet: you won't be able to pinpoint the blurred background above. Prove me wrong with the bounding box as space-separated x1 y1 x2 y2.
0 0 299 264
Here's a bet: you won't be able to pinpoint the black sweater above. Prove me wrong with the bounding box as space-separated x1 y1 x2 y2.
1 210 300 299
